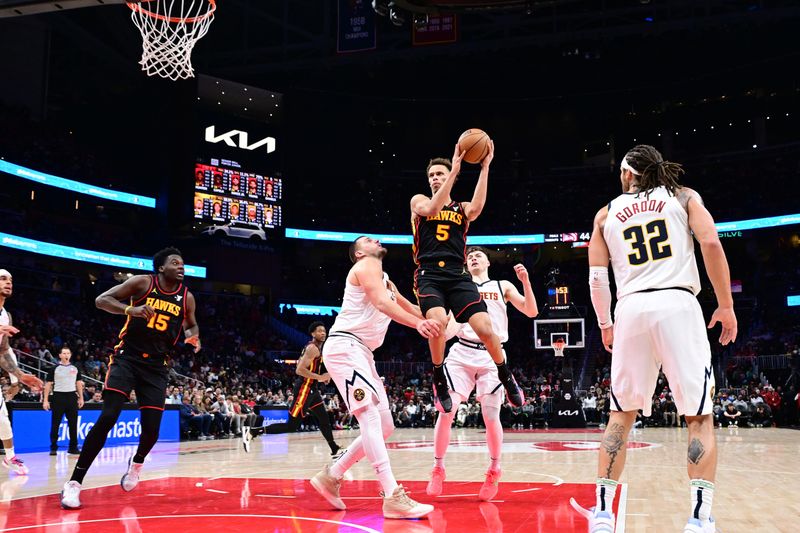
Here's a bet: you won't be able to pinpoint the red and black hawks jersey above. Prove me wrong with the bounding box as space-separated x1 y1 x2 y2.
412 201 469 266
116 275 187 358
294 341 323 389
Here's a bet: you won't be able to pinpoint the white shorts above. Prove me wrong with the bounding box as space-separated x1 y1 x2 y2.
610 290 715 417
322 336 390 414
443 340 504 409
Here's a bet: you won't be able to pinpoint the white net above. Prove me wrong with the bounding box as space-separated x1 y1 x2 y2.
553 341 566 358
127 0 216 81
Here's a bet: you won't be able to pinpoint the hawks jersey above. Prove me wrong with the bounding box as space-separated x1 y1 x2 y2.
604 186 701 299
329 272 394 351
459 279 509 343
116 275 188 358
294 341 323 389
412 201 469 265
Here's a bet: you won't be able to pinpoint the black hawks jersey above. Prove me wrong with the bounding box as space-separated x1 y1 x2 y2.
412 201 469 266
116 275 187 359
294 341 323 390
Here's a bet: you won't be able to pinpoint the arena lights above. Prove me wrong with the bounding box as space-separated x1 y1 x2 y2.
788 296 800 307
285 211 800 245
279 303 341 315
0 232 207 278
0 159 156 208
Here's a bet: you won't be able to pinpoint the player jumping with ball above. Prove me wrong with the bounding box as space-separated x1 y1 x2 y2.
410 140 524 413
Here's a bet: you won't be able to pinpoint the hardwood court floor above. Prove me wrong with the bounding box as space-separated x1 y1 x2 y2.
1 426 797 532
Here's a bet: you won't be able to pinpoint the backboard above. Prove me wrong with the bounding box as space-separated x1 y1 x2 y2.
533 318 585 349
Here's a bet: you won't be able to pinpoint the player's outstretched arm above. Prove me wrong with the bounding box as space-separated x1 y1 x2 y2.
410 143 465 217
588 207 614 353
183 291 201 353
95 275 154 318
388 280 424 319
463 138 494 221
354 258 440 338
683 188 737 345
503 262 538 317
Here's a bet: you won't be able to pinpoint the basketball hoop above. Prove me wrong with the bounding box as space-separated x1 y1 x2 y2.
127 0 216 81
553 340 566 358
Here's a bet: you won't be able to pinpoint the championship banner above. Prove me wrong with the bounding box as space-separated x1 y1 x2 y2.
412 14 458 46
337 0 376 53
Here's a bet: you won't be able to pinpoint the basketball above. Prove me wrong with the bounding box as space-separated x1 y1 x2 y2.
458 128 490 164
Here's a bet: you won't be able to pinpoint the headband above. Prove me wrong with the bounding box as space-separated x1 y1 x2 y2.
620 157 641 175
0 269 11 279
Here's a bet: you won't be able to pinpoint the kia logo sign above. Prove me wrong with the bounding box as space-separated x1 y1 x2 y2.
205 125 276 152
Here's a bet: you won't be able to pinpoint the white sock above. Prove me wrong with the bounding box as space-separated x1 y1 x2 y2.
433 394 459 470
4 446 14 459
595 478 619 514
482 404 503 471
354 405 397 495
690 479 714 522
330 444 363 479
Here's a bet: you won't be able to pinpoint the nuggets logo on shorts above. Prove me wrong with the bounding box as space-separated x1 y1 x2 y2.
353 388 365 401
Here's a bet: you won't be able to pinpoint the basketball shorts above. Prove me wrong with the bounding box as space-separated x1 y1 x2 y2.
322 336 389 414
444 340 505 408
415 265 487 323
104 348 170 409
289 382 324 418
609 290 715 417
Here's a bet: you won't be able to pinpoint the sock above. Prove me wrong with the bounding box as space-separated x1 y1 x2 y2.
433 400 457 469
690 479 715 522
71 466 89 484
4 446 14 459
482 404 503 471
595 478 619 514
330 443 360 479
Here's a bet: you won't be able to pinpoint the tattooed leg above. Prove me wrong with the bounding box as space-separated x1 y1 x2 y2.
685 414 717 481
597 411 637 481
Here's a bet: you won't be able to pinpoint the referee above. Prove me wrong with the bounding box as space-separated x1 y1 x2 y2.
43 346 84 455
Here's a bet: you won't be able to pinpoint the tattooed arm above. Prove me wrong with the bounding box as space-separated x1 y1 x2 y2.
0 313 44 392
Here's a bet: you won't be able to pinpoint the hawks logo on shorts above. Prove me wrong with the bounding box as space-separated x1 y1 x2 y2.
353 389 365 401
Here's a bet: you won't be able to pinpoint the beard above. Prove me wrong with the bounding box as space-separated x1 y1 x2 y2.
376 247 388 259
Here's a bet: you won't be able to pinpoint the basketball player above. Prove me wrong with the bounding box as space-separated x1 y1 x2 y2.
575 145 737 533
61 247 201 509
410 141 523 413
242 321 344 458
0 269 44 475
427 247 538 501
310 236 440 519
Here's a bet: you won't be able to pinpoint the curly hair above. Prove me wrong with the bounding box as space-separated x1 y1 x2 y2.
622 144 685 197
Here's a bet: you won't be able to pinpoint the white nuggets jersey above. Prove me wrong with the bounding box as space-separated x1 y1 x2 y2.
0 307 9 347
604 186 701 299
459 280 509 343
329 271 394 351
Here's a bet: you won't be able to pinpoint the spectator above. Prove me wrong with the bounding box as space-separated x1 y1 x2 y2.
179 396 212 440
722 403 741 427
750 404 772 427
582 393 597 423
663 396 678 427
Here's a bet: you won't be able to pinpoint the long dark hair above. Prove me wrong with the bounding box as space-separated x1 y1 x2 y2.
623 144 684 197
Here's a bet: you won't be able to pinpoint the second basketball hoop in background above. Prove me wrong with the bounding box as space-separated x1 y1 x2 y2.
127 0 216 80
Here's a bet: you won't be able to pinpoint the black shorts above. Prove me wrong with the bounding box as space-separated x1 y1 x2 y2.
415 264 487 323
289 381 324 418
104 351 170 409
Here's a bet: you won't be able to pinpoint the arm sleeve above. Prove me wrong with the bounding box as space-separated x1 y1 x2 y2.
589 266 614 329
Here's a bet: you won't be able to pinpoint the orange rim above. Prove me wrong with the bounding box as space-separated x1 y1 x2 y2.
127 0 216 24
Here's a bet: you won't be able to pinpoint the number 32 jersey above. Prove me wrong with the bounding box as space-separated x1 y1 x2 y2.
116 275 187 358
603 186 701 299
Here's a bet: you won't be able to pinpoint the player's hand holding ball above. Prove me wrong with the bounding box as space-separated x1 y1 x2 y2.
513 264 529 283
450 143 464 177
480 138 494 170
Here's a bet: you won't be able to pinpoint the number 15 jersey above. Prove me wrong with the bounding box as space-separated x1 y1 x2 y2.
603 186 700 299
116 275 187 358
